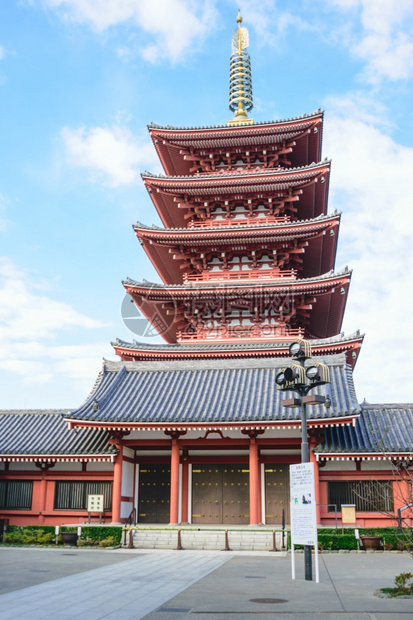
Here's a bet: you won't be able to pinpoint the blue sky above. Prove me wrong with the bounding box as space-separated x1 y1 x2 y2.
1 0 413 409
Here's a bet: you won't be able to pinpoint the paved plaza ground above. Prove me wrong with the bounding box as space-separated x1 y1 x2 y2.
0 547 412 619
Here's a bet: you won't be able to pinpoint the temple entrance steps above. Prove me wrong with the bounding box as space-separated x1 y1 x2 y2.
123 526 287 552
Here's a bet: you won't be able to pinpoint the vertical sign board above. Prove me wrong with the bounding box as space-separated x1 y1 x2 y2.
341 504 356 526
290 463 319 582
87 494 104 523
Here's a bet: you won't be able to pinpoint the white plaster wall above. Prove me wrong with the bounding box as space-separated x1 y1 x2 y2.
134 464 139 517
187 465 192 524
86 462 114 472
121 460 134 497
359 460 394 471
320 461 356 471
262 450 301 456
260 462 266 524
49 463 84 472
136 450 170 457
121 501 133 519
189 450 249 457
8 462 83 471
126 430 168 440
123 447 134 460
321 460 395 472
7 463 38 471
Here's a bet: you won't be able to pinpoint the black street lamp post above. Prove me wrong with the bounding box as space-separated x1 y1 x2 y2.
275 340 330 581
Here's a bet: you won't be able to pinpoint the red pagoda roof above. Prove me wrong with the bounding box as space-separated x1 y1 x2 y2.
143 161 330 228
133 213 340 284
123 268 351 344
112 330 364 369
148 110 324 176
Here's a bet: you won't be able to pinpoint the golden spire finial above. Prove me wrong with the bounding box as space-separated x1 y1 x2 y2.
228 12 253 125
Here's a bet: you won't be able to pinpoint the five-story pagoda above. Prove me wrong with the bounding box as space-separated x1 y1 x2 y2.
66 14 363 527
114 12 362 367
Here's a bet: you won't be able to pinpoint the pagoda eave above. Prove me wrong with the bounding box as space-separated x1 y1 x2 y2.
133 212 340 240
123 270 351 296
112 332 364 369
142 161 330 190
123 271 351 344
134 214 340 284
143 162 330 228
148 111 324 176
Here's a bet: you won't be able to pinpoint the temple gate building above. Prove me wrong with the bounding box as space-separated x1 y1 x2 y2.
0 14 412 532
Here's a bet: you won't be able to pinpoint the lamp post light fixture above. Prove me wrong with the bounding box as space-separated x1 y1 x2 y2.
275 339 330 581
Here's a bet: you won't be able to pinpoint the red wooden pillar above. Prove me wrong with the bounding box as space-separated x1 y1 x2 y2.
170 439 180 524
181 453 189 523
38 475 47 525
112 446 123 523
249 438 259 525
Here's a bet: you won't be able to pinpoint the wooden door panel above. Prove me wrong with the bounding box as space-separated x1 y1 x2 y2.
138 466 170 523
192 466 222 524
265 465 290 525
222 466 249 524
192 464 249 525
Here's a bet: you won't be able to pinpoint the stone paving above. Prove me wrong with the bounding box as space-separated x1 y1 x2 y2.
0 548 412 619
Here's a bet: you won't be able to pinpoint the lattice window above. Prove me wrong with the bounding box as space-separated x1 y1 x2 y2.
0 480 33 510
54 481 112 511
328 480 394 512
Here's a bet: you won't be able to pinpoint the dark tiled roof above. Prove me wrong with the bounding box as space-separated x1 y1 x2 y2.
315 404 413 456
0 410 118 460
66 355 360 426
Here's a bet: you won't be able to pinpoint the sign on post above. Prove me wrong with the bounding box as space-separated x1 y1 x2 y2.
341 504 356 529
290 463 319 582
87 494 104 523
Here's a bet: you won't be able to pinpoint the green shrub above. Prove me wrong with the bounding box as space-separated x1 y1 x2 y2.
289 527 412 551
79 527 122 545
98 536 116 547
381 572 413 597
2 525 122 547
394 572 413 594
318 534 357 550
4 527 56 545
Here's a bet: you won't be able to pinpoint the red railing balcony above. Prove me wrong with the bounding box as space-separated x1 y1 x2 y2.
188 215 291 228
183 268 297 284
176 324 304 343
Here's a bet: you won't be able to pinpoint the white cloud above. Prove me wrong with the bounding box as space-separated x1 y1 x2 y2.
323 100 413 402
0 257 104 342
61 124 158 186
324 92 391 129
43 0 217 63
331 0 413 82
236 1 312 49
0 257 112 405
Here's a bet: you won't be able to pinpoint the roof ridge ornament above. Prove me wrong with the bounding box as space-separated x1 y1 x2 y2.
227 11 254 126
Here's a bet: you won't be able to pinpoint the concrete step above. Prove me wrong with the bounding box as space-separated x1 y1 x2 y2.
127 528 286 551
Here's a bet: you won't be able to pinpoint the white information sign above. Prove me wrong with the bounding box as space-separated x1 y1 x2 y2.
87 494 104 513
290 462 319 582
290 462 317 546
